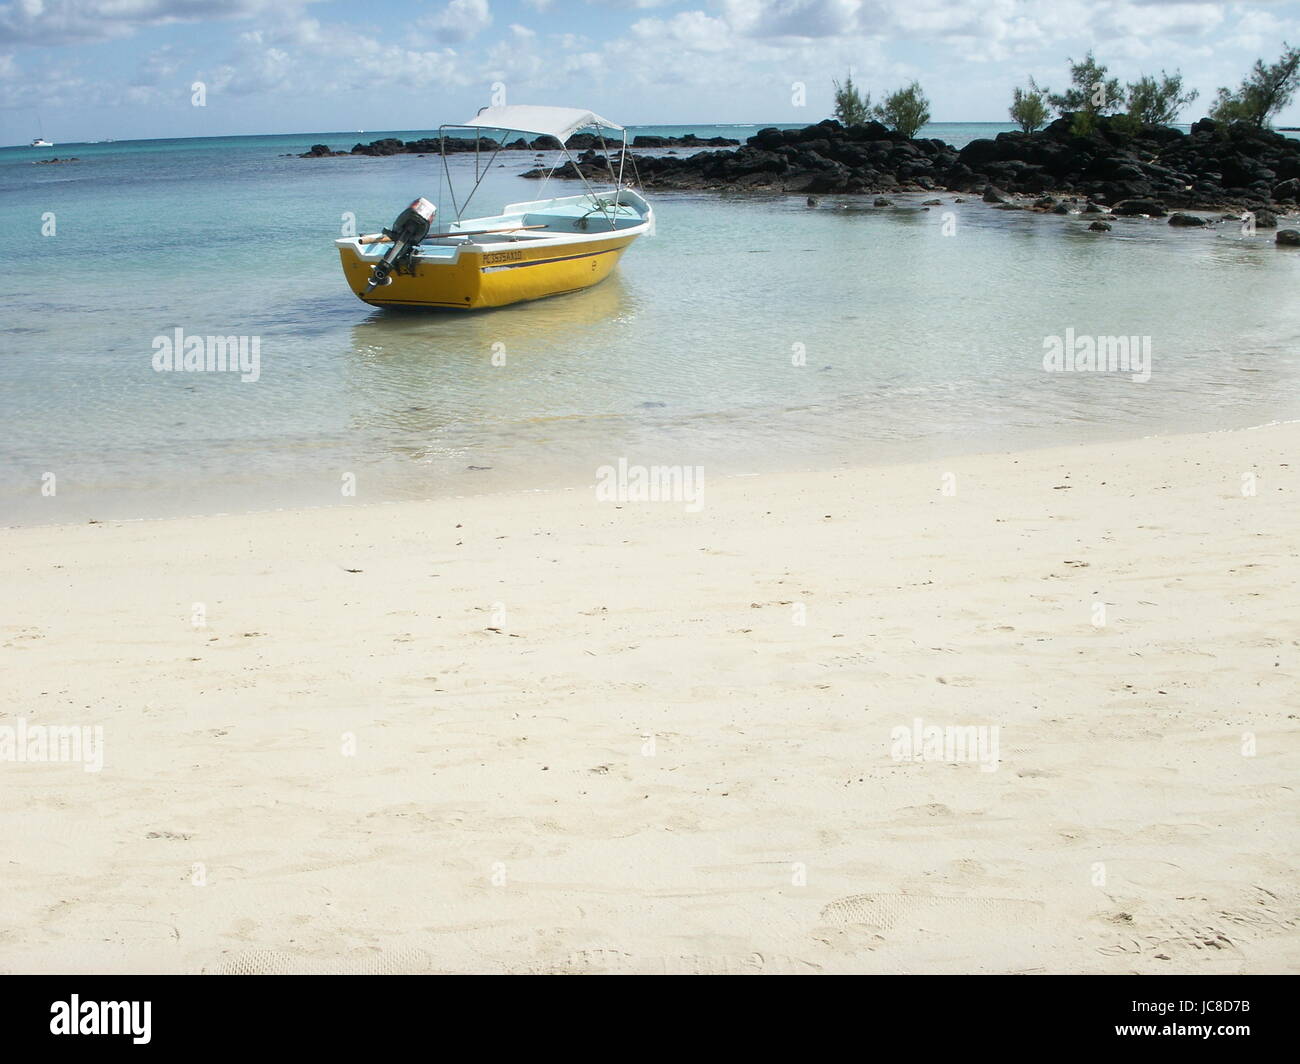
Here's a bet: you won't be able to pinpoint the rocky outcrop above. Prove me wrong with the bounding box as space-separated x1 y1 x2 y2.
523 114 1300 213
299 143 348 157
303 130 708 158
631 133 738 148
1112 198 1167 217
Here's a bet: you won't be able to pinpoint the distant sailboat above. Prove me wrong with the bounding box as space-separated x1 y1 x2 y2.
31 112 53 148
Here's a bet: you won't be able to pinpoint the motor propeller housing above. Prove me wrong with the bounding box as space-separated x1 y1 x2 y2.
363 197 437 294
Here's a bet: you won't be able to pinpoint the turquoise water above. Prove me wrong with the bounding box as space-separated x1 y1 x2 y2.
3 124 1300 525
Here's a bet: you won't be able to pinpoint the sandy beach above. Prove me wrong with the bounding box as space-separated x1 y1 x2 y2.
1 423 1297 975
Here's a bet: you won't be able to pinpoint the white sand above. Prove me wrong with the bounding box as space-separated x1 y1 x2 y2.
1 424 1297 974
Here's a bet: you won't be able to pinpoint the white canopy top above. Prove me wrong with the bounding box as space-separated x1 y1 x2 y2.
457 105 623 143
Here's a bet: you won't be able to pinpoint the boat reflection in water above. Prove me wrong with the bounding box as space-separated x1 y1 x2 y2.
343 274 644 493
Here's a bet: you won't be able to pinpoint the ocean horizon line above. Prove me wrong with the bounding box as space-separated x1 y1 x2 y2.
1 120 1041 151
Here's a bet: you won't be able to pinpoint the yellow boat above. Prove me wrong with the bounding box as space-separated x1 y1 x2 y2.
336 105 653 311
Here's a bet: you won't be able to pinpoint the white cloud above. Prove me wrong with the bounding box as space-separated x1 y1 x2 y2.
586 1 679 8
421 0 493 43
721 0 871 39
0 0 317 46
632 10 733 50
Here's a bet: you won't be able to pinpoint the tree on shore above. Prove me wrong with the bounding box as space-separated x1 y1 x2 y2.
832 75 871 126
1126 71 1198 126
1047 52 1125 134
1009 79 1050 133
873 81 931 138
1210 44 1300 128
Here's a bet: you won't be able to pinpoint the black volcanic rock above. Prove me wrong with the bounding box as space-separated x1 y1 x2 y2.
632 133 738 147
336 130 738 158
1273 177 1300 202
958 138 1001 168
300 143 348 157
351 137 405 156
519 113 1300 214
1112 198 1168 217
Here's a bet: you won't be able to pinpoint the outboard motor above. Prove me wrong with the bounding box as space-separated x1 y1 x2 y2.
364 197 437 294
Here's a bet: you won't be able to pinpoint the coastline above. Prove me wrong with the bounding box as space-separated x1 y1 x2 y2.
2 421 1297 974
9 411 1299 532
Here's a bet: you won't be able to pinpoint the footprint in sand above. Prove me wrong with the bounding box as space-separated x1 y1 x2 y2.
212 947 434 975
819 892 1045 930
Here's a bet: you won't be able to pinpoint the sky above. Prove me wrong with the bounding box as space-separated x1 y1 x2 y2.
2 0 1299 144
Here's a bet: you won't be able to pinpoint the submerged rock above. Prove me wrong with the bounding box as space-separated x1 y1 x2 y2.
1277 229 1300 246
1168 212 1208 226
1088 221 1112 231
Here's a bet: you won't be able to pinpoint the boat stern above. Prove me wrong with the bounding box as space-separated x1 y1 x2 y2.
335 238 481 309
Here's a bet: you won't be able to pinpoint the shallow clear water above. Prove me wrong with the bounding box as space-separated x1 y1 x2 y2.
3 125 1299 525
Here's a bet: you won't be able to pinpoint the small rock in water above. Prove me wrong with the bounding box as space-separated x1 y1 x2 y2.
1051 202 1072 215
1254 209 1278 228
921 198 943 206
1112 198 1167 217
806 196 818 208
1168 212 1208 227
1088 221 1112 232
873 196 893 207
982 184 1011 204
1277 229 1300 246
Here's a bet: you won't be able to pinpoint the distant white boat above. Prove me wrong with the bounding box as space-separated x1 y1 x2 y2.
31 137 53 148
